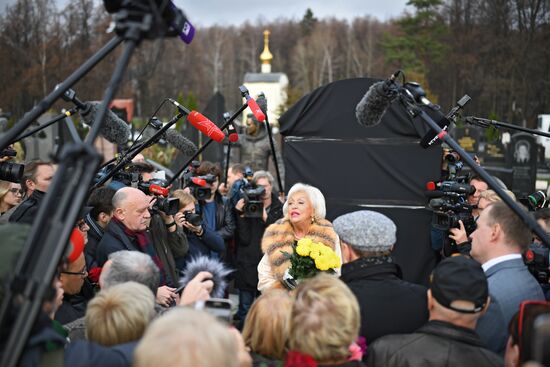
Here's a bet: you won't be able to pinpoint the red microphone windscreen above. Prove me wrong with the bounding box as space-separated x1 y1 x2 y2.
149 184 169 197
191 177 207 186
187 111 225 143
228 133 239 143
426 181 436 191
247 98 266 123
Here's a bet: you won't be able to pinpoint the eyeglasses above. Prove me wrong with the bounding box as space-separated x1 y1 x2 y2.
8 188 24 196
61 269 88 277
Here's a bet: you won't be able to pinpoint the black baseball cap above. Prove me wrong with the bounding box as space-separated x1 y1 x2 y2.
430 256 489 314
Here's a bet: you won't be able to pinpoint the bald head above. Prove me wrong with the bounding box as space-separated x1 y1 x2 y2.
113 187 151 232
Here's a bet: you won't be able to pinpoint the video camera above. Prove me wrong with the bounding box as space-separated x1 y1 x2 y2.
0 148 24 183
241 184 265 218
525 243 549 285
186 173 216 201
427 150 477 256
139 177 179 216
107 165 180 216
520 192 550 285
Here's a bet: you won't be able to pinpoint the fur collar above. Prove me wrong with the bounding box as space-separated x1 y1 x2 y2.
261 218 339 281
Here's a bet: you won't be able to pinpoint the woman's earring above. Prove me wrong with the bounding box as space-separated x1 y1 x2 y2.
311 216 315 224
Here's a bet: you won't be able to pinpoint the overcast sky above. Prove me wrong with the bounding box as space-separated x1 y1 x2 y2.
0 0 412 26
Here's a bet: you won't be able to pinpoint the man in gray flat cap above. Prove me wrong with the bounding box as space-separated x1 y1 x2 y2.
334 210 428 346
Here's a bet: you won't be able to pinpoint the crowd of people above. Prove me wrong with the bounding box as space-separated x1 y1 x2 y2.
1 153 550 367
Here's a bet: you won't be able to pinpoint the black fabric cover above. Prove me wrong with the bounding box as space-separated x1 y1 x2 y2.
279 78 442 285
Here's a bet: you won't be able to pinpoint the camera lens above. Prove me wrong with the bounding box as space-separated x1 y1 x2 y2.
0 162 24 183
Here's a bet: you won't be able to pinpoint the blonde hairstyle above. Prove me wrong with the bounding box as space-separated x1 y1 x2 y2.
289 274 360 363
242 289 292 359
283 183 326 220
134 308 239 367
172 189 197 210
85 281 155 346
480 189 516 202
0 180 11 203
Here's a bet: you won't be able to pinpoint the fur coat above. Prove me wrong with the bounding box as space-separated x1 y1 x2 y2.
261 218 339 281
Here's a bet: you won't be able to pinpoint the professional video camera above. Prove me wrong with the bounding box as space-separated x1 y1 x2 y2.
107 165 180 215
525 243 549 285
0 148 24 183
241 184 265 218
139 177 179 216
520 192 550 285
427 150 477 256
186 173 216 201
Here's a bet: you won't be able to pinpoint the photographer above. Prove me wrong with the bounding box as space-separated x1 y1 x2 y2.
449 189 516 255
194 161 235 260
117 161 189 292
171 190 225 272
233 171 283 328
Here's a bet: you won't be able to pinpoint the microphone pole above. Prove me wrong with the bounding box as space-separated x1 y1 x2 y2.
259 96 284 194
464 116 550 139
92 112 184 189
398 93 550 248
15 107 79 141
168 103 248 186
223 113 232 186
0 36 123 151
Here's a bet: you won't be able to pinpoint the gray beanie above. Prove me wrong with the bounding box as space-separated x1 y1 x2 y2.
333 210 396 252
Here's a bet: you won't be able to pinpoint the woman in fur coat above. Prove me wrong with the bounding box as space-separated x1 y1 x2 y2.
258 183 341 291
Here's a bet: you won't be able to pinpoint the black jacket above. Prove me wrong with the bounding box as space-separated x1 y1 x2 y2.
95 219 141 267
366 320 503 367
9 189 46 224
84 213 104 269
54 279 95 325
340 259 428 345
149 213 189 286
234 194 283 290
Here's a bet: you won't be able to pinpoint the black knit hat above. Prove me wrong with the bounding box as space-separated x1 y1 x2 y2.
430 256 489 314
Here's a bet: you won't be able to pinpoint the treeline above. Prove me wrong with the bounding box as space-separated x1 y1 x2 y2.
0 0 549 127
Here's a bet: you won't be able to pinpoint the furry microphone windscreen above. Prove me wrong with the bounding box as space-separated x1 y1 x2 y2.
79 102 130 145
164 128 198 156
179 256 233 298
355 81 394 128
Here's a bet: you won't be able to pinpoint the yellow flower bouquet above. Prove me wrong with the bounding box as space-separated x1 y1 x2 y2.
282 238 341 289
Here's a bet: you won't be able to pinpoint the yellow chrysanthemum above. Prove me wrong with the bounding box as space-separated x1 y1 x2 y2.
315 257 331 271
296 243 311 256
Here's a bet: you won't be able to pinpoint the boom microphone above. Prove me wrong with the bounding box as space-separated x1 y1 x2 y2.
187 111 225 143
245 96 266 123
179 256 233 298
355 73 400 127
79 102 130 145
167 98 225 143
141 118 197 155
227 123 239 143
256 93 268 115
164 128 197 155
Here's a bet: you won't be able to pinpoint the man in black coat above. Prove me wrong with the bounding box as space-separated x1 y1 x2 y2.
333 210 428 345
366 256 502 367
233 171 283 328
95 187 178 307
9 160 54 224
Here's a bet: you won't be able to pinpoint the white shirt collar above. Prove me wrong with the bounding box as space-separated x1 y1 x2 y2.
482 254 522 272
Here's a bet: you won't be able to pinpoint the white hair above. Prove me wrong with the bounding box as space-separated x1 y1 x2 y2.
283 183 326 220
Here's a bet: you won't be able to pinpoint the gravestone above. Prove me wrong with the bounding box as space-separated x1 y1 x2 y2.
508 133 537 198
